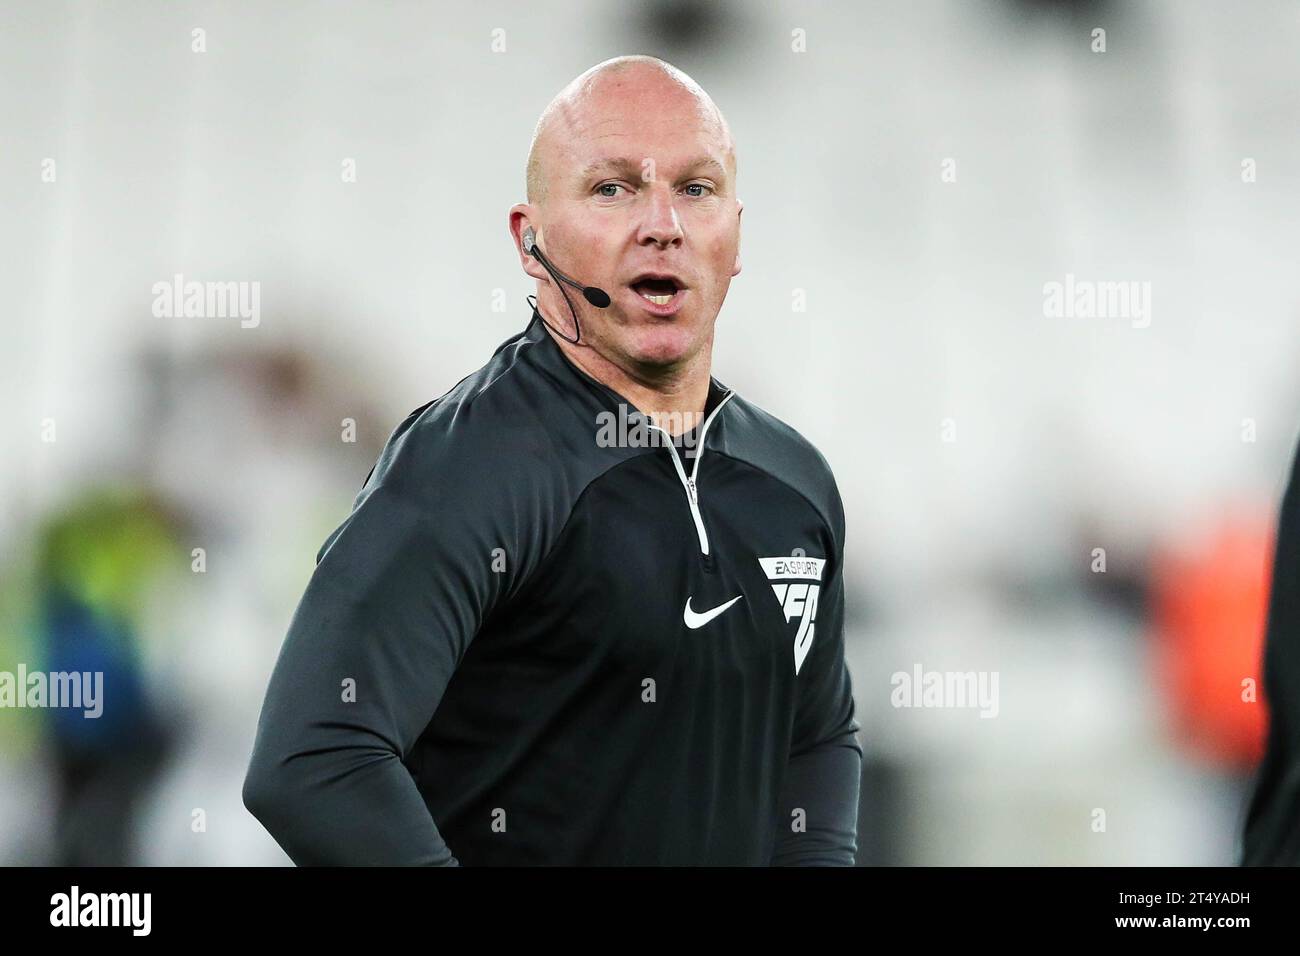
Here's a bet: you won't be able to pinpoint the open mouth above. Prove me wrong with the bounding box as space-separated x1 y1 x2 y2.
630 277 681 305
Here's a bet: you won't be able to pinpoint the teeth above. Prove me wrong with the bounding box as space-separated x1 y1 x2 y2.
640 292 673 305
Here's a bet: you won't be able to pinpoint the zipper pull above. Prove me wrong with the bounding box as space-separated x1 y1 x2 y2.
686 476 698 505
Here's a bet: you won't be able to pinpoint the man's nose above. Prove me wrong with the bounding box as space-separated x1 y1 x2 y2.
636 184 684 247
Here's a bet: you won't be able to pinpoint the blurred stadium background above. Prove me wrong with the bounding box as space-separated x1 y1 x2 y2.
2 0 1298 865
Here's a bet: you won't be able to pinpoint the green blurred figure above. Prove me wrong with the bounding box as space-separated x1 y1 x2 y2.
31 489 180 865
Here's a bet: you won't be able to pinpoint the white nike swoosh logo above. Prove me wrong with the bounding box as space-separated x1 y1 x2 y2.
683 595 743 629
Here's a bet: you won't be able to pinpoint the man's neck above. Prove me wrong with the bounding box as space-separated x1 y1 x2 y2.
543 323 714 438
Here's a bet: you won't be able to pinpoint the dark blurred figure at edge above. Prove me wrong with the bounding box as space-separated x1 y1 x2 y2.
35 490 179 865
1242 433 1300 865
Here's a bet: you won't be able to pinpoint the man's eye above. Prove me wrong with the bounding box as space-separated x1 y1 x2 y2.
596 183 625 198
684 183 714 197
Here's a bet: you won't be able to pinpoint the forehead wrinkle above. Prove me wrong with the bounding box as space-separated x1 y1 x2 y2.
526 57 737 204
579 154 728 182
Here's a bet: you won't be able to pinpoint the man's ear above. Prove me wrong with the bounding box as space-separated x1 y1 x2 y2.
510 204 548 283
731 199 743 277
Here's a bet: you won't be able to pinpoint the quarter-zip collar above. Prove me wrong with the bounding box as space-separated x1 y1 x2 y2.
526 303 736 556
526 302 735 453
645 386 735 555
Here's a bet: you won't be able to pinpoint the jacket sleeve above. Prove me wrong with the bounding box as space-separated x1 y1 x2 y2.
771 489 863 866
242 403 544 865
1241 432 1300 865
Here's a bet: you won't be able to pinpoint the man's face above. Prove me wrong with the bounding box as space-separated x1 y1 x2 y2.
519 76 742 373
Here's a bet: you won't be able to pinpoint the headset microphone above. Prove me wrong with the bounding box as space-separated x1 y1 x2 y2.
522 226 611 344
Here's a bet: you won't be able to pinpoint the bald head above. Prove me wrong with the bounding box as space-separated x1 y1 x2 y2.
509 54 743 373
525 55 735 206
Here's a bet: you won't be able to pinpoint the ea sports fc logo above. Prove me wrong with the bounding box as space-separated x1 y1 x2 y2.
758 553 826 675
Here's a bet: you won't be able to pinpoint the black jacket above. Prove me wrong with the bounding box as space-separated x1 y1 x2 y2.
243 306 863 865
1241 433 1300 865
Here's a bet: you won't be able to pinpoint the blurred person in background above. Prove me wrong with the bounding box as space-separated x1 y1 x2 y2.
243 54 863 865
0 343 389 866
33 490 179 865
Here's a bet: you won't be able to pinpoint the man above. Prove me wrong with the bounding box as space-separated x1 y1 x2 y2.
243 55 862 865
1241 432 1300 865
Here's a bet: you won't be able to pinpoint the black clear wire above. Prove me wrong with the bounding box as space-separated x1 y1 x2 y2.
525 247 583 344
